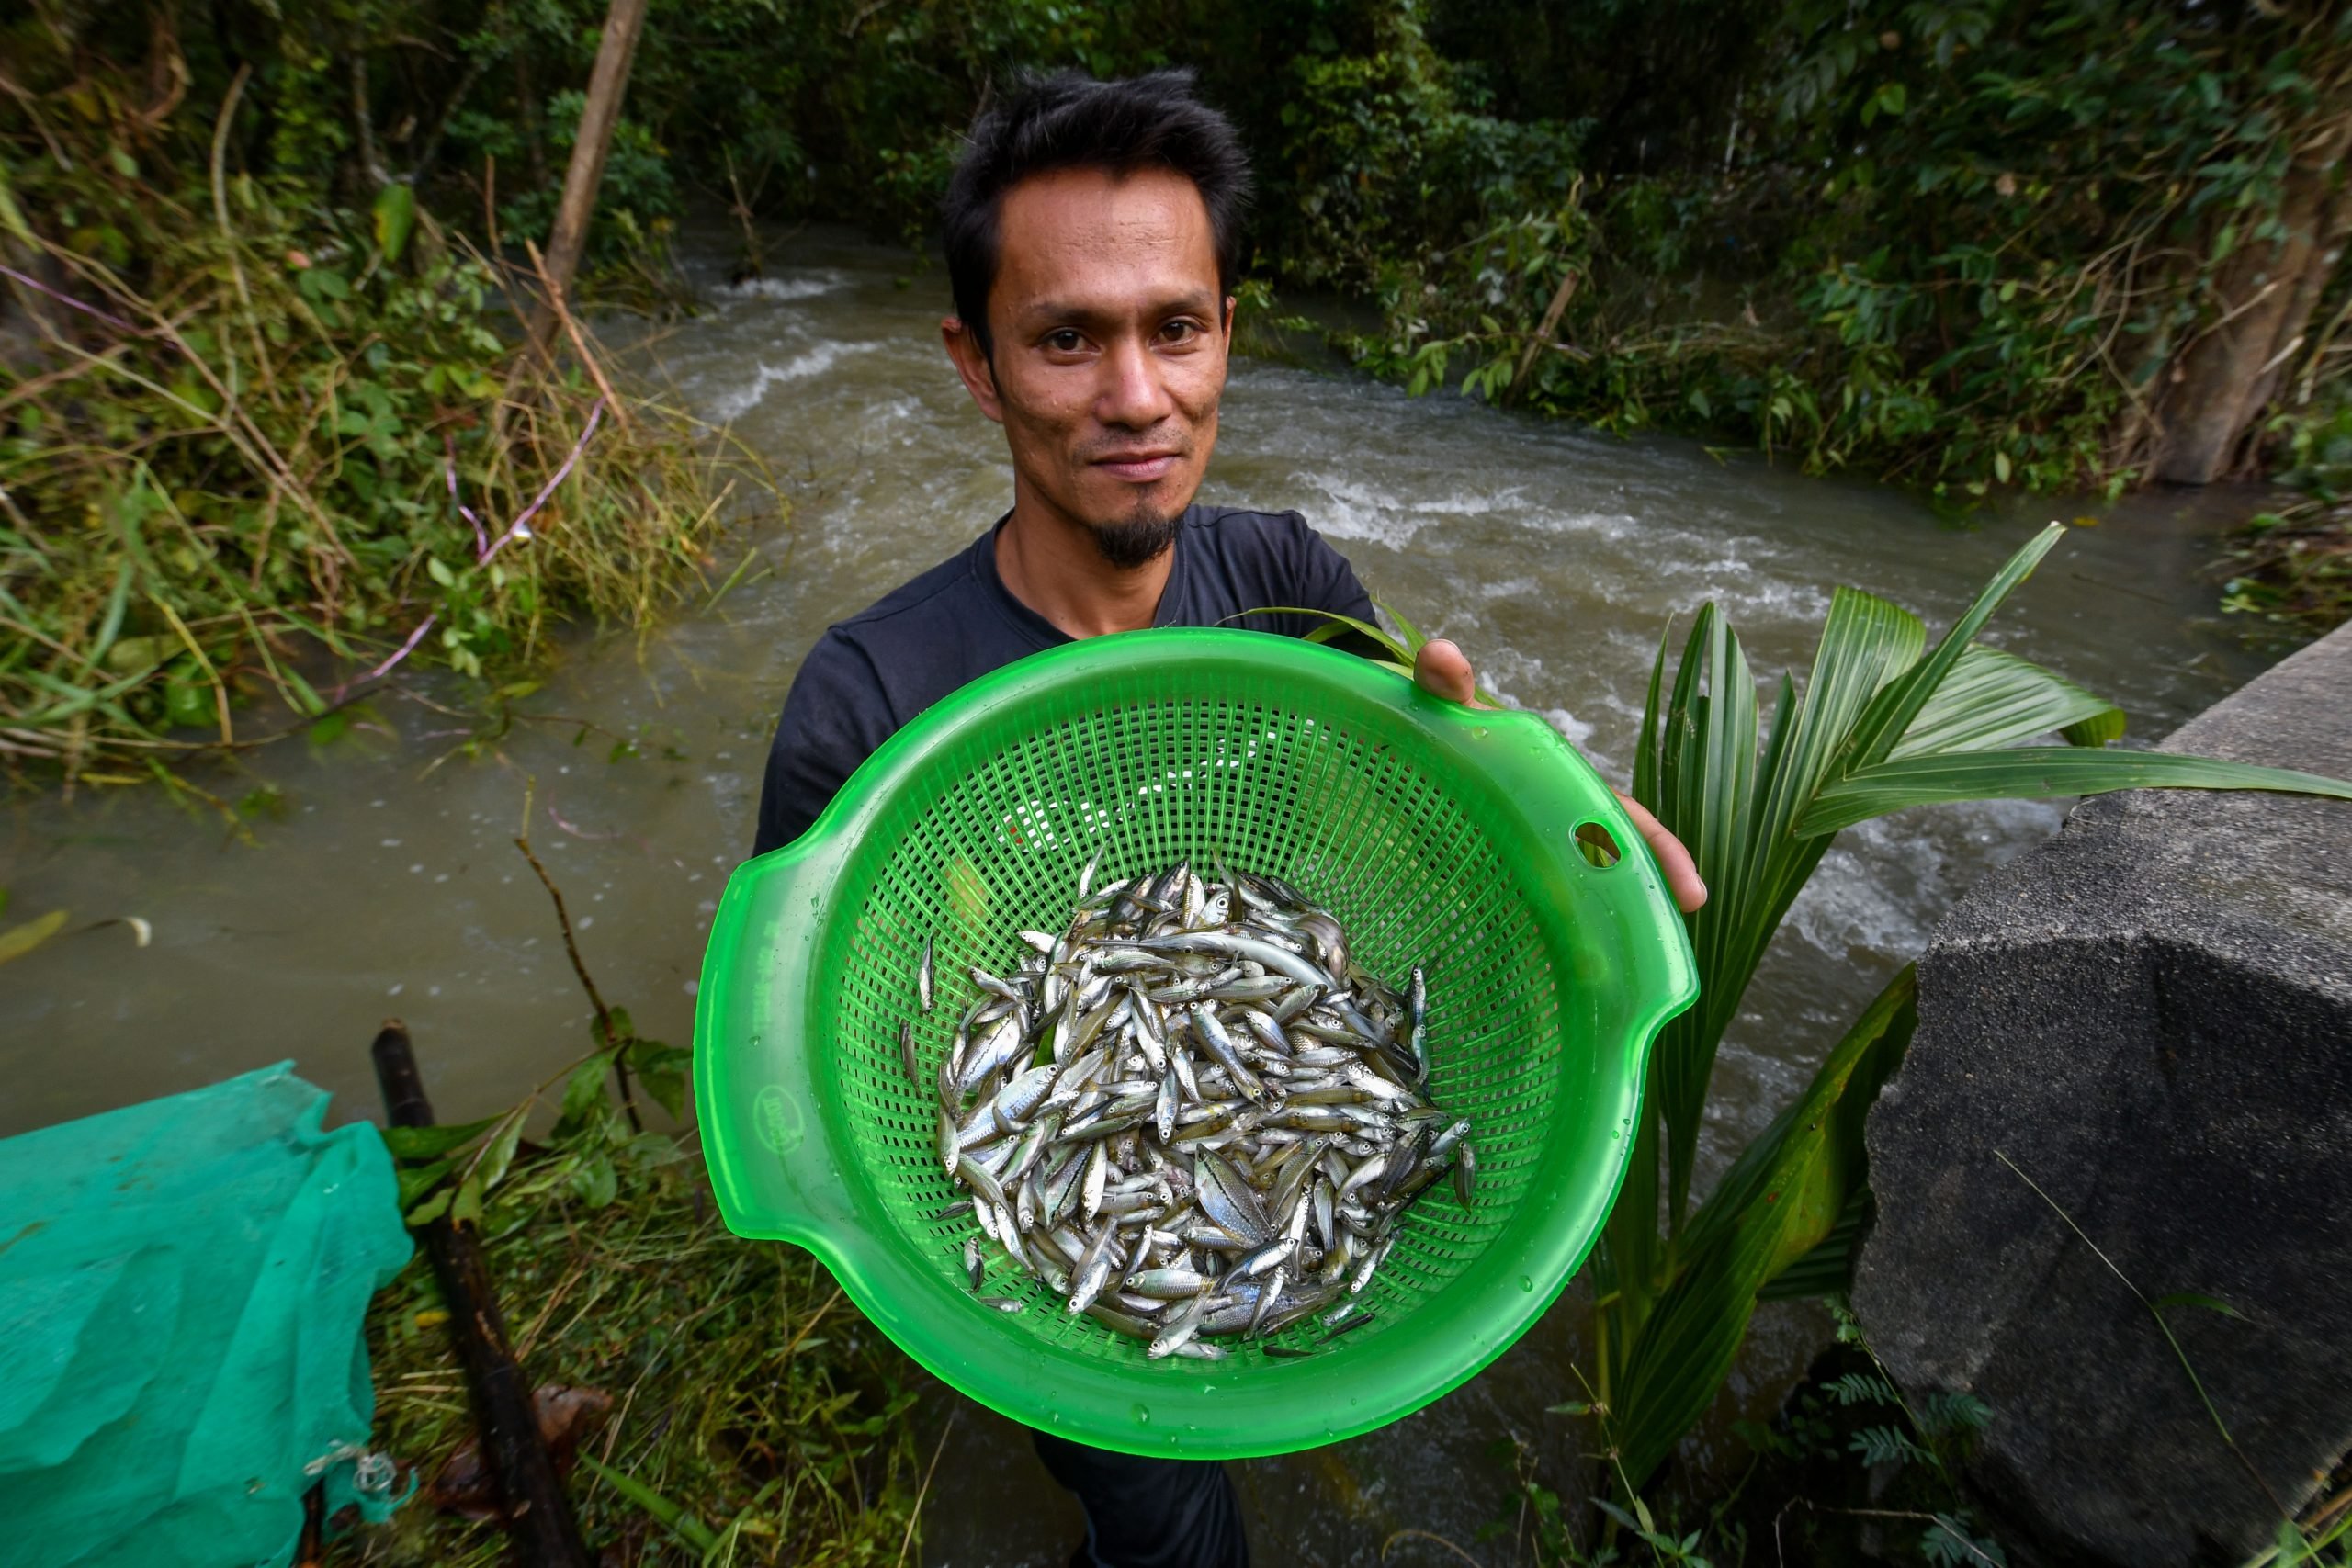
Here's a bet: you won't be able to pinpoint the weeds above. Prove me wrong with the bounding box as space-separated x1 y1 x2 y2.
1 37 774 794
338 1138 923 1567
2222 404 2352 642
329 801 921 1565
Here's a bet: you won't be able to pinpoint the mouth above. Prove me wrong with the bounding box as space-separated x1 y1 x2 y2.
1090 450 1182 483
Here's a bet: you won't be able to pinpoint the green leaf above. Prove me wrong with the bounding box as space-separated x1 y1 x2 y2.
0 909 69 966
1372 596 1428 654
557 1052 615 1132
449 1174 484 1229
379 1114 502 1160
1756 1185 1870 1301
1852 1424 1928 1468
476 1111 525 1193
1889 645 2123 761
0 158 34 243
1222 605 1415 666
1610 970 1917 1488
1798 750 2352 836
573 1152 617 1208
395 1157 454 1210
579 1454 719 1553
1845 525 2066 772
404 1186 455 1227
372 181 416 263
630 1042 693 1119
2152 1291 2244 1320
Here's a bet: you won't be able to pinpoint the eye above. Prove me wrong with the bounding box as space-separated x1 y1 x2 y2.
1159 319 1204 345
1044 329 1086 354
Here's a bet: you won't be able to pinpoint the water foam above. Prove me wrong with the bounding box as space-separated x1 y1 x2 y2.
707 341 883 422
715 271 849 303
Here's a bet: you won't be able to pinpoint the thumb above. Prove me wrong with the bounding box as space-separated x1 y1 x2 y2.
1414 638 1478 705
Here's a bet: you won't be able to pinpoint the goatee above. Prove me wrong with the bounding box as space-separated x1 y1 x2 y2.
1091 511 1182 570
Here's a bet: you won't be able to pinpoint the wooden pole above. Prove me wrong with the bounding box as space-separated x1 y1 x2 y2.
526 0 650 362
372 1021 593 1568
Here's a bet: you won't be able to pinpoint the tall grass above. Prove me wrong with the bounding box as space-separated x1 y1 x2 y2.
343 1142 925 1567
0 56 767 795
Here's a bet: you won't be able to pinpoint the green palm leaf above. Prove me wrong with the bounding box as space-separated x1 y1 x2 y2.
1594 520 2352 1500
1608 970 1917 1486
1889 644 2123 759
1798 749 2352 835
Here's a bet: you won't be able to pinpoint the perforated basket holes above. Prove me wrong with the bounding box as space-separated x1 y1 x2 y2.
822 679 1569 1365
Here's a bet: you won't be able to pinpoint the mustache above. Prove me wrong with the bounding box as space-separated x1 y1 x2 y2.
1078 429 1192 464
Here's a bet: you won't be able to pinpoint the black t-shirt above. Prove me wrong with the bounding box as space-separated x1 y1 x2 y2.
752 504 1379 855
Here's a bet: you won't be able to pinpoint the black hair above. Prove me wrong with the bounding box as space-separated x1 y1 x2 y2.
941 70 1252 358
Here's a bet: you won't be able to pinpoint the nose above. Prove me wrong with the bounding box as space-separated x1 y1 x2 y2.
1095 332 1175 431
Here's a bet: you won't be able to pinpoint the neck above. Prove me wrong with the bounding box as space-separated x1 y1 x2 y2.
993 488 1179 639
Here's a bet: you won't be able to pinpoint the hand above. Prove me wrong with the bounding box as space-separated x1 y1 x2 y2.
1413 638 1710 914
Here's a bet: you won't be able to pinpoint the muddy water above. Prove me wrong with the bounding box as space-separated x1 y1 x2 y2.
0 225 2274 1564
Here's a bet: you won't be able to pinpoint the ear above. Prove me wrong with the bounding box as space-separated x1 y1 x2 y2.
1222 294 1237 340
941 316 1004 425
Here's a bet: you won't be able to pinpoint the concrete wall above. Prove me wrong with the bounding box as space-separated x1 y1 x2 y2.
1853 622 2352 1567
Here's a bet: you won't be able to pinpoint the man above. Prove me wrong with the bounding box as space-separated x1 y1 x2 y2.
753 69 1704 1568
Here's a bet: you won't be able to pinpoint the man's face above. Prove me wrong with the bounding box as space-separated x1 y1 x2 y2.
945 165 1232 567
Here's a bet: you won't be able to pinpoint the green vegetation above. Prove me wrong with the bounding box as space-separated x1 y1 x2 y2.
2223 407 2352 639
1599 523 2348 1502
0 7 757 790
348 1124 925 1567
342 822 924 1566
1481 1308 2005 1568
8 0 2341 795
1336 2 2352 501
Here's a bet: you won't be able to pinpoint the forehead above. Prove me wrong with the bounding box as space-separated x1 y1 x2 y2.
991 165 1219 316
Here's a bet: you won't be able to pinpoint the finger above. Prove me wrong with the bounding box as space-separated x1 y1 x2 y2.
1413 638 1476 704
1413 638 1489 707
1613 789 1709 913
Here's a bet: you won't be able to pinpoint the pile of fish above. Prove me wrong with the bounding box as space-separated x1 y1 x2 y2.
910 856 1476 1360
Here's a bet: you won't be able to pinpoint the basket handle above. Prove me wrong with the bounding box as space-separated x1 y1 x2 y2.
692 826 872 1268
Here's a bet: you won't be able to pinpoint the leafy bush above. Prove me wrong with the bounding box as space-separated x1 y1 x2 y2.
0 16 745 787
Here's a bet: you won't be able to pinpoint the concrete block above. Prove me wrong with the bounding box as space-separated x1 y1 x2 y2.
1853 622 2352 1566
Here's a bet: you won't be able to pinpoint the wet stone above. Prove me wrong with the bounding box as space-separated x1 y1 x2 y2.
1854 622 2352 1568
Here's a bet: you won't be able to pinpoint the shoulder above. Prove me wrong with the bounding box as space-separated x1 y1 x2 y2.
1182 503 1367 606
1183 504 1320 555
832 543 989 644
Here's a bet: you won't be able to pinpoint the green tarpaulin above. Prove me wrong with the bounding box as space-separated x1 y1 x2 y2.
0 1062 413 1568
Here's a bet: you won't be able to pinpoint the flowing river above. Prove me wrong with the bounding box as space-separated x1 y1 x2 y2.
0 225 2276 1563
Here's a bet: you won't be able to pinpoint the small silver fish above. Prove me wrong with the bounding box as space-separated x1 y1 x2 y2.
930 860 1472 1356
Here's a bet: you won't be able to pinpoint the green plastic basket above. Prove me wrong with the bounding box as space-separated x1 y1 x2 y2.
695 627 1696 1458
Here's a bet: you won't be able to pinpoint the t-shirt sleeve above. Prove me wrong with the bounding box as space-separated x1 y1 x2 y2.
752 630 897 857
1273 512 1385 658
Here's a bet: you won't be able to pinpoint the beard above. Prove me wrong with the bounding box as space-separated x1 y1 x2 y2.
1089 507 1182 570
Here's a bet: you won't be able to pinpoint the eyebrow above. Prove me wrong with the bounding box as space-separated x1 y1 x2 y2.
1016 290 1221 330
